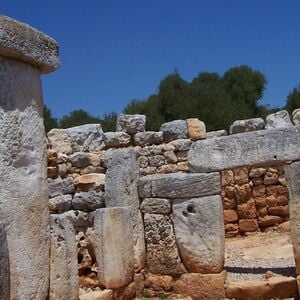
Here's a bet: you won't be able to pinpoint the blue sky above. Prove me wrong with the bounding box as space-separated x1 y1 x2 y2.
1 1 300 119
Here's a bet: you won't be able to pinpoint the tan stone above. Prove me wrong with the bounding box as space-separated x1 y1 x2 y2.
234 183 251 203
173 272 226 300
239 219 258 232
258 215 283 227
47 149 58 166
79 290 113 300
225 185 235 199
266 195 279 207
249 167 266 178
222 170 234 186
254 196 266 207
268 205 289 216
187 118 206 140
252 185 266 198
223 197 237 209
157 164 178 174
233 167 249 185
48 128 72 154
237 200 257 219
224 209 238 223
278 221 290 232
251 177 264 186
144 274 174 291
225 229 239 238
177 161 189 172
225 223 239 232
258 207 268 217
74 173 105 192
266 185 278 196
264 171 279 185
278 194 289 206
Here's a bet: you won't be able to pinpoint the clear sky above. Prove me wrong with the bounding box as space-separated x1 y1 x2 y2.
1 1 300 119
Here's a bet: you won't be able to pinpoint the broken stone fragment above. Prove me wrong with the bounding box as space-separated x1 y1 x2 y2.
49 194 72 213
133 131 163 146
229 118 265 134
48 177 75 198
116 114 146 134
72 191 105 211
266 110 293 129
104 131 131 148
140 198 171 214
160 120 188 142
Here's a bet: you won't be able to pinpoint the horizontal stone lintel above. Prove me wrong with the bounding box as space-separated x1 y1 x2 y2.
0 15 60 73
138 172 221 199
189 126 300 173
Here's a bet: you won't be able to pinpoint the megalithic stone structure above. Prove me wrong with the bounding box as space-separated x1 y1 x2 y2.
0 15 60 299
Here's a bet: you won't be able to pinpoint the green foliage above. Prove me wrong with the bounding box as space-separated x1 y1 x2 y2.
43 105 58 132
285 84 300 113
100 112 117 132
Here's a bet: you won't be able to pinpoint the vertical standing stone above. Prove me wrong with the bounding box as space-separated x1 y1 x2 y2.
94 208 134 289
0 15 59 299
0 224 10 300
285 161 300 274
105 148 146 271
49 214 79 300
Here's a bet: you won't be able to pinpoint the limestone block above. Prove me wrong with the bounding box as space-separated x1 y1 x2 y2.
173 272 226 300
266 110 293 129
285 161 300 274
189 126 300 172
66 124 105 152
133 131 163 146
187 118 206 140
292 108 300 125
160 120 188 142
104 132 131 148
49 194 72 213
79 290 113 300
0 15 59 73
144 213 186 276
74 173 105 192
138 172 221 199
50 214 78 300
47 129 73 154
0 224 9 300
206 129 227 138
239 219 258 232
164 150 178 163
69 152 91 168
173 196 225 273
116 114 146 134
148 154 165 167
64 210 89 228
73 191 105 211
104 148 145 271
140 198 171 214
94 208 134 289
48 177 75 197
144 274 174 292
169 138 191 151
229 118 265 134
233 167 249 185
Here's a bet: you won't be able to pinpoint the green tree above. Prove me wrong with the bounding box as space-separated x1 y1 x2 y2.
100 112 118 132
59 109 101 128
43 105 58 132
285 84 300 113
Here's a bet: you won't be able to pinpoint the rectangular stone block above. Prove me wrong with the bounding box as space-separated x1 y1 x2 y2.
138 172 221 199
285 161 300 274
94 208 134 289
189 126 300 172
173 195 225 273
50 214 78 300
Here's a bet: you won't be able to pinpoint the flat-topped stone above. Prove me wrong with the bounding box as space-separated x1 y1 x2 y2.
0 15 60 73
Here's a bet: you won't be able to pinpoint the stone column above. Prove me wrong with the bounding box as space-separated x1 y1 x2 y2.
0 16 60 299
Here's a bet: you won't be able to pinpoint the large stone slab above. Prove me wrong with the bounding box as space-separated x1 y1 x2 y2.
104 148 145 271
0 15 60 73
285 161 300 274
144 213 186 276
0 224 10 300
94 208 134 289
173 195 225 273
49 214 78 300
189 126 300 172
138 172 221 199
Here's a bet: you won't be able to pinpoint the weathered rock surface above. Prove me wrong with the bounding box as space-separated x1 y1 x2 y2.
104 132 131 148
133 131 163 146
144 274 174 291
187 118 206 140
69 152 92 168
229 118 265 134
0 224 9 300
74 173 105 192
73 191 105 211
48 177 75 197
160 120 188 142
47 128 73 154
140 198 171 214
292 108 300 125
50 214 78 300
173 272 226 300
64 210 89 228
206 129 227 138
94 208 134 289
49 194 72 213
189 126 300 172
138 172 220 199
116 114 146 134
173 196 225 273
144 213 186 276
266 110 293 129
79 290 113 300
104 148 145 271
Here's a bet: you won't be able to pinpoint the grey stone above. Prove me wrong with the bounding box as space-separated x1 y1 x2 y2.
0 224 9 300
104 148 146 271
229 118 265 134
138 172 221 199
49 195 72 213
0 15 60 73
160 120 188 142
133 131 163 146
164 150 178 163
266 110 293 129
66 124 106 152
64 210 89 228
189 126 300 172
169 139 192 151
69 152 91 168
292 109 300 126
116 114 146 134
72 191 105 211
48 177 75 198
206 130 227 138
148 155 165 167
144 213 186 276
104 132 131 148
0 57 50 299
284 161 300 273
50 214 78 300
140 198 171 214
173 195 225 273
94 208 134 288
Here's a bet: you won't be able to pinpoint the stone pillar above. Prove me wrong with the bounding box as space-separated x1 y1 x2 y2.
50 214 79 300
0 15 59 299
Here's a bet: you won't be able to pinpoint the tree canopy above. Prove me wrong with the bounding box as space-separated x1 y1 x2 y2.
285 84 300 113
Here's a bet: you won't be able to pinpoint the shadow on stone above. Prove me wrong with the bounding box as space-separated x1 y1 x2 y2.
0 224 10 299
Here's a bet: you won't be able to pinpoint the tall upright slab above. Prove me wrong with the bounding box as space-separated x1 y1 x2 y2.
0 15 59 299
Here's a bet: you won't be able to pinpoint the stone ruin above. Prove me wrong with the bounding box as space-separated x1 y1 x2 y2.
1 15 300 300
